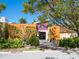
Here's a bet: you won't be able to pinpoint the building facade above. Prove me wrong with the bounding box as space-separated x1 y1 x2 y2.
8 23 60 42
7 23 78 43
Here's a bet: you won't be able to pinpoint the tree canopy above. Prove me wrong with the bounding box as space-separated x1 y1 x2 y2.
0 3 6 13
22 0 79 36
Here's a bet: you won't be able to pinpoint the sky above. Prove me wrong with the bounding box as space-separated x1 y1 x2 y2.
0 0 40 23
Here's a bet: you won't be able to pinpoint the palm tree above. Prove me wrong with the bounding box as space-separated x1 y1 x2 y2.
19 17 27 24
0 3 6 13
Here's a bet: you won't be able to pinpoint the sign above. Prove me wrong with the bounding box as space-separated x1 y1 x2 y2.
37 23 48 30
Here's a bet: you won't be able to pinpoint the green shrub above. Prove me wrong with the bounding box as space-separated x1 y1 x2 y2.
0 38 24 49
59 37 79 48
26 35 39 47
8 38 24 48
73 37 79 48
0 39 9 48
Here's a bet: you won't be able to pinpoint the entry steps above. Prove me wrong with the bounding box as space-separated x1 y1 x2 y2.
39 40 57 49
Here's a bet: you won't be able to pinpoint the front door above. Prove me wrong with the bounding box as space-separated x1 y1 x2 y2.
39 32 46 40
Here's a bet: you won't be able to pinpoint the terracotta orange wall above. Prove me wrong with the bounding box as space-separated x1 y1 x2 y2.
8 23 60 40
9 23 36 30
48 26 60 40
8 24 37 37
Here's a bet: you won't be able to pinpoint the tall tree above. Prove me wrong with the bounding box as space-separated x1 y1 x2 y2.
0 23 9 39
19 17 27 24
38 15 48 23
0 3 7 39
22 0 79 37
0 3 6 13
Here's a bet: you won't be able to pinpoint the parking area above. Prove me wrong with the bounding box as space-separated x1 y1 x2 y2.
0 50 79 59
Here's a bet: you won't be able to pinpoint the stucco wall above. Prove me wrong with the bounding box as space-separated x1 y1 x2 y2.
48 26 60 41
60 33 78 39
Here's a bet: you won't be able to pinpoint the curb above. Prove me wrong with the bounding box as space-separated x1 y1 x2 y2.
0 51 11 54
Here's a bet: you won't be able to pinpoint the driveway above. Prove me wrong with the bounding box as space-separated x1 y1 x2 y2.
0 50 79 59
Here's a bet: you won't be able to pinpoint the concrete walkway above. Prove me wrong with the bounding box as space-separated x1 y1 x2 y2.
0 50 79 59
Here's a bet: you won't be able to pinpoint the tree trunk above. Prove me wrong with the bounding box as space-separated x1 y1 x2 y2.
77 31 79 37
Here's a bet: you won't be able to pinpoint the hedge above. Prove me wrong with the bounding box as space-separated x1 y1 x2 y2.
59 37 79 48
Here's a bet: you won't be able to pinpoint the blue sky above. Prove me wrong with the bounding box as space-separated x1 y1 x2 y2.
0 0 40 23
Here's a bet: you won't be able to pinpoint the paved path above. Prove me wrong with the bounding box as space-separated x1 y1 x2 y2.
0 50 79 59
